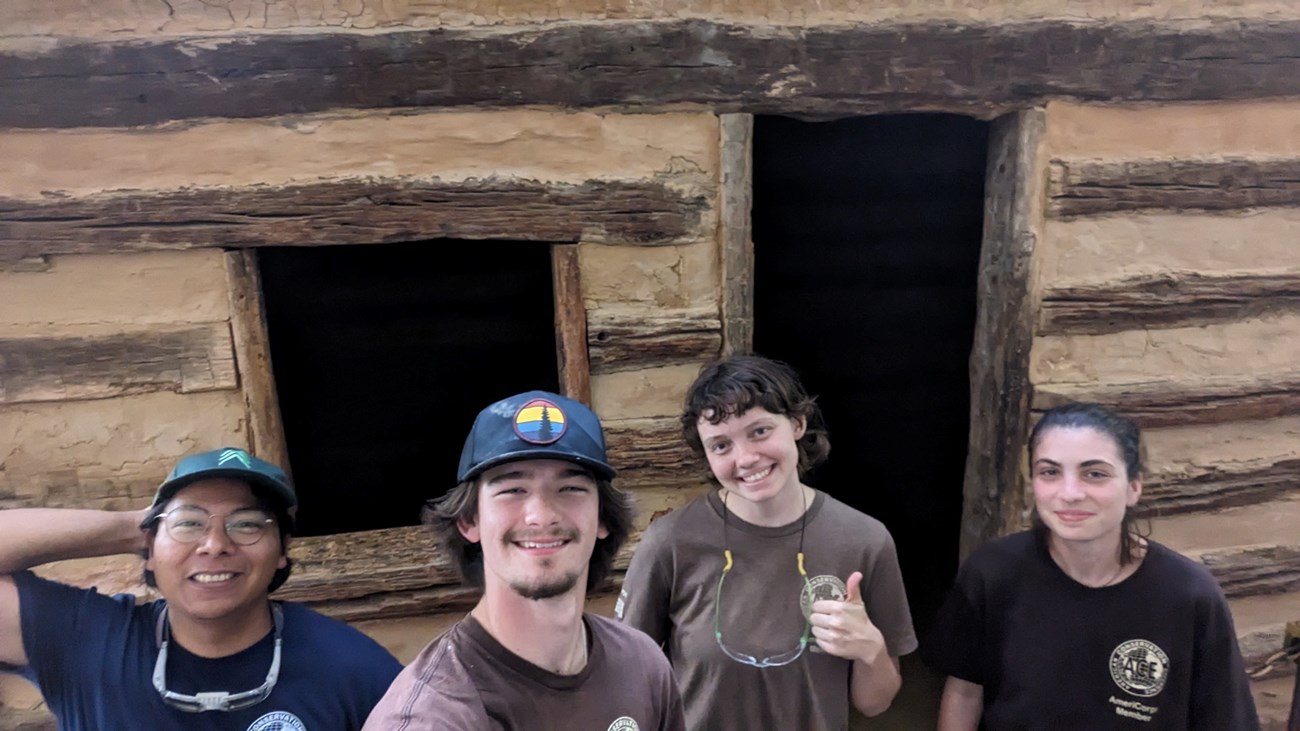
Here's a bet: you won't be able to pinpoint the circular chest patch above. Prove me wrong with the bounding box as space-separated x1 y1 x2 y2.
607 716 640 731
799 574 848 619
246 711 307 731
513 398 568 445
1109 639 1170 697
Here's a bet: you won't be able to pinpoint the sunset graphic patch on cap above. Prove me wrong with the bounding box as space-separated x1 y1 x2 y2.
513 398 567 445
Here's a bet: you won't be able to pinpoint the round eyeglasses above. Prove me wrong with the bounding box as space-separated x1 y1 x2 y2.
713 489 812 668
155 506 276 546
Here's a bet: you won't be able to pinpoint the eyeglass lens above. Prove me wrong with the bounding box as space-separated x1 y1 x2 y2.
163 507 273 546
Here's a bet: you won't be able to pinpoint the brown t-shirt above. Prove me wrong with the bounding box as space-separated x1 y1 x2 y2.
362 613 685 731
618 490 917 731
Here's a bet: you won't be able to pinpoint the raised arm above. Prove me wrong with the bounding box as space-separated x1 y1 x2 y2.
0 508 149 666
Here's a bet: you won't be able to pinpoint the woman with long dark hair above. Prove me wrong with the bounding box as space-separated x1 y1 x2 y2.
925 402 1259 730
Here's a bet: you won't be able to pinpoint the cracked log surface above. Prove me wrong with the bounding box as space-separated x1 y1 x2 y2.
0 324 237 405
1050 158 1300 217
1034 376 1300 429
0 178 710 259
5 19 1300 127
1039 272 1300 335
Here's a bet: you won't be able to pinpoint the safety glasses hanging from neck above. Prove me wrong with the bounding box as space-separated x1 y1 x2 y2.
152 603 284 712
713 489 813 668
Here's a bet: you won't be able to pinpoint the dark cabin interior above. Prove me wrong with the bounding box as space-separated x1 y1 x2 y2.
752 114 989 638
258 239 559 537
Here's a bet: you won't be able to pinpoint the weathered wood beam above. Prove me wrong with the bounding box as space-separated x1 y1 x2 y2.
552 244 593 405
587 308 721 374
276 525 452 603
1033 375 1300 429
224 250 291 474
1140 459 1300 517
1194 544 1300 599
5 19 1300 128
1040 272 1300 335
719 113 754 356
0 324 236 405
604 417 701 491
1051 158 1300 218
0 178 710 259
960 109 1045 559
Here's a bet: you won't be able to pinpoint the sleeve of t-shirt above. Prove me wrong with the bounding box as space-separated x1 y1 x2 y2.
862 532 919 657
1187 585 1261 731
361 646 489 731
616 519 674 649
10 570 134 703
921 562 987 685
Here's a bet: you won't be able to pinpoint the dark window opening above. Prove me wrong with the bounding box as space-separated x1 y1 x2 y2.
752 114 988 637
259 240 560 537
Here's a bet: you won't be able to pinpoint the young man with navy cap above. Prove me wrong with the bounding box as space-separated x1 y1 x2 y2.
0 447 401 730
364 391 685 731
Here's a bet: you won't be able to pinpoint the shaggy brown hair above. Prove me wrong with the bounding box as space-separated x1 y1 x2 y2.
424 472 633 592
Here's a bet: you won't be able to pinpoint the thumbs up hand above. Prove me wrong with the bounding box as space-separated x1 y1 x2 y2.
808 571 887 662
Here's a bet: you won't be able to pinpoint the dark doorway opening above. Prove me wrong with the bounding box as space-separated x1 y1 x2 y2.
259 240 560 537
752 114 988 636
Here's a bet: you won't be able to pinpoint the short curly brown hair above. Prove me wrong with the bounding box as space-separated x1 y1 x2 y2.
681 353 831 476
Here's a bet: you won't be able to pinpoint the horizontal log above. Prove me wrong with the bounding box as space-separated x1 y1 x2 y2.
277 525 452 603
1050 158 1300 217
1140 459 1300 517
0 178 709 259
1033 375 1300 429
1040 272 1300 335
0 324 236 405
604 417 702 489
587 308 721 374
5 19 1300 128
1195 544 1300 599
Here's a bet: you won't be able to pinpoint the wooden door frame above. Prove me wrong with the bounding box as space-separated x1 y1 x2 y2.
720 109 1046 562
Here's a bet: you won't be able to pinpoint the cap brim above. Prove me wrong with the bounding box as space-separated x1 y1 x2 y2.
461 449 616 484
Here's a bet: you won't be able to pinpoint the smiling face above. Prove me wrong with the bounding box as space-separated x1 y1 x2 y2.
1031 426 1142 551
696 407 807 507
145 479 287 627
459 459 608 601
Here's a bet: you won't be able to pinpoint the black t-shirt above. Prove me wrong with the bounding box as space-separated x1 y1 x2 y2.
923 530 1259 731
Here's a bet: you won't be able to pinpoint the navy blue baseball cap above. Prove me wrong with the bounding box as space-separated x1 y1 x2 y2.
151 447 297 517
458 391 616 483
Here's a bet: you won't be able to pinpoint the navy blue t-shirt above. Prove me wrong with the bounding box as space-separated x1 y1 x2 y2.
922 530 1259 731
5 571 402 731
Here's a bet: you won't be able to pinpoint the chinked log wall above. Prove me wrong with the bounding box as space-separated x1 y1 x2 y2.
1032 103 1300 690
0 105 725 656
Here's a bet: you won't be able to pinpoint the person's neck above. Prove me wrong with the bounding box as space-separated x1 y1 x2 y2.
1047 531 1139 588
472 585 589 675
721 482 813 527
167 600 275 658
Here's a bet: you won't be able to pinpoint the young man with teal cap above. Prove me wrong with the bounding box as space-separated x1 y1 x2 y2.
364 391 685 731
0 447 401 730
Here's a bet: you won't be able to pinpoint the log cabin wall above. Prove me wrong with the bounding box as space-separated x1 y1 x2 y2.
4 1 1300 727
0 108 721 727
1034 100 1300 725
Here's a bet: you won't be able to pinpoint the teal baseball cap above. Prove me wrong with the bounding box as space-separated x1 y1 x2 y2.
151 447 297 517
458 391 616 483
